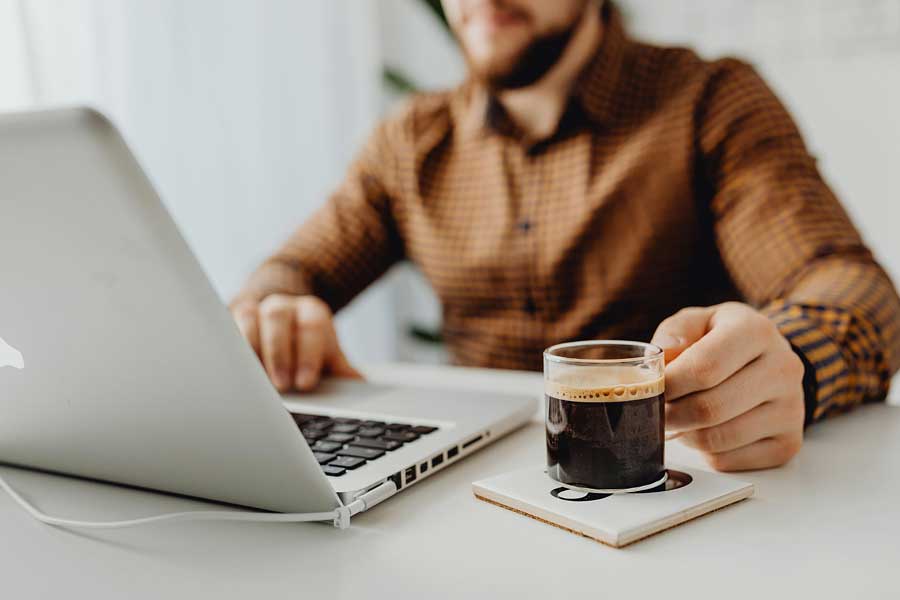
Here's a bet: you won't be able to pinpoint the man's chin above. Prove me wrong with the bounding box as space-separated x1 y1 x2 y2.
464 53 526 88
463 24 578 91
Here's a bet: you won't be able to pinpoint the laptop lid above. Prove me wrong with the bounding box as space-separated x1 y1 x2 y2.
0 107 339 514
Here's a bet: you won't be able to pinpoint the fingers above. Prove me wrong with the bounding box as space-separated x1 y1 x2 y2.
328 346 364 380
679 401 791 454
258 295 296 392
293 298 329 391
703 433 803 472
651 306 714 364
230 301 261 354
666 353 788 432
238 294 361 393
664 303 771 401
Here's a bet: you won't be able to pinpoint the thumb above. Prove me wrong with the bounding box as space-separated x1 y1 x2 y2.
651 306 715 364
324 334 363 380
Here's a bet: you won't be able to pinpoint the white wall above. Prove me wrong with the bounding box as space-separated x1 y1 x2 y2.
0 0 33 110
620 0 900 283
1 0 399 364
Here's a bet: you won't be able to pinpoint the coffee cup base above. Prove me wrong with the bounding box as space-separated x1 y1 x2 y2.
550 471 669 495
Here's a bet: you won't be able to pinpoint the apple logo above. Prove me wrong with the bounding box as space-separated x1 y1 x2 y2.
0 335 24 370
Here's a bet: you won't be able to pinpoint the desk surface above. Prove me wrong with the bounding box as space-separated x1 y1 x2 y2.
2 363 898 600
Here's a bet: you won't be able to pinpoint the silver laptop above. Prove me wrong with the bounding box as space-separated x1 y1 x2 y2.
0 107 535 524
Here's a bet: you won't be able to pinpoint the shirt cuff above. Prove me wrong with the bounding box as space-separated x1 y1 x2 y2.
789 342 819 428
763 301 850 426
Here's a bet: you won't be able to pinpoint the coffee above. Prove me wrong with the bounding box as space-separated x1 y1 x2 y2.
546 366 665 491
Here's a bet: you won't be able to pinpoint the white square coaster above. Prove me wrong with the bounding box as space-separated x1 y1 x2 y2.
472 465 754 548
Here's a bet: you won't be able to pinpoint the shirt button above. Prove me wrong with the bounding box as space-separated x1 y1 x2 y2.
517 219 532 233
524 296 537 314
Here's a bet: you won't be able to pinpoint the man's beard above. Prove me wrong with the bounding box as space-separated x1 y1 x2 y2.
485 25 578 90
468 19 580 91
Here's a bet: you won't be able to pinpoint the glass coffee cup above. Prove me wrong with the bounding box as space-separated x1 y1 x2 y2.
544 340 666 493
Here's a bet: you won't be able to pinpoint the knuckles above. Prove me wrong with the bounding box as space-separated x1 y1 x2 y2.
258 294 295 319
749 312 775 339
685 352 722 390
230 301 259 321
690 425 728 453
775 434 803 464
295 295 333 326
256 294 333 329
779 349 805 383
691 395 721 426
705 452 732 472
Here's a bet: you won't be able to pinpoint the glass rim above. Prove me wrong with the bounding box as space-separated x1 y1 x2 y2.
543 340 663 365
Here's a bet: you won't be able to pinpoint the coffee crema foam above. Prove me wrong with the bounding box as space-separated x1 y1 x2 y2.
545 366 664 403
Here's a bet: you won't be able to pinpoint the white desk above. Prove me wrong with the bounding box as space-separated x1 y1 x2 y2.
1 363 898 599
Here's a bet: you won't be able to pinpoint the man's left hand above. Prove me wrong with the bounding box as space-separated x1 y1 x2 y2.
651 302 805 471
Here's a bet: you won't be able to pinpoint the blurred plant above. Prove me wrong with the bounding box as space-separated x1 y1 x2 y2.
383 0 452 96
382 1 453 346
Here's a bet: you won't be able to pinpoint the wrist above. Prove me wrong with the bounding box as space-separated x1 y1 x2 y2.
789 343 819 428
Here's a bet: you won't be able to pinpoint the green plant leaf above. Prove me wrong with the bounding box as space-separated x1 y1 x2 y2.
383 66 420 94
421 0 450 32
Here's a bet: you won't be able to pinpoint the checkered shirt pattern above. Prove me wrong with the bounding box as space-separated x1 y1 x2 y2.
239 4 900 424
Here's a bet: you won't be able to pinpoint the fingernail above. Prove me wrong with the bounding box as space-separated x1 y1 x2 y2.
274 370 290 390
654 333 683 349
295 367 315 390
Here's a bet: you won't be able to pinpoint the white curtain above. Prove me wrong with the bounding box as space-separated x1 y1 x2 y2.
0 0 401 364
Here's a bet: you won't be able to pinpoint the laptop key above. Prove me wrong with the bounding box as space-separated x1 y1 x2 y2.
410 426 438 435
326 432 355 443
306 418 335 431
361 420 385 428
357 427 386 438
312 441 343 453
331 423 360 434
333 418 361 425
382 431 419 443
291 413 318 426
302 429 327 441
338 446 385 460
331 456 366 470
313 452 336 465
385 423 412 431
352 437 402 451
322 465 346 477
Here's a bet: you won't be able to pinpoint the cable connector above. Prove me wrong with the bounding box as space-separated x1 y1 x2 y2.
333 505 353 529
333 479 399 529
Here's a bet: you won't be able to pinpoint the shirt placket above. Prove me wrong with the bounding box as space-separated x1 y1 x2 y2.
517 144 542 326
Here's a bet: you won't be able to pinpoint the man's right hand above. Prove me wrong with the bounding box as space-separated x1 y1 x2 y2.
229 294 361 392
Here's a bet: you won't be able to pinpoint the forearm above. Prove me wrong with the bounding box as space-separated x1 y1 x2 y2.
763 257 900 424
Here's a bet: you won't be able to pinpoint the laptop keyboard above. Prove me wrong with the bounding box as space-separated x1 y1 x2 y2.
290 413 438 477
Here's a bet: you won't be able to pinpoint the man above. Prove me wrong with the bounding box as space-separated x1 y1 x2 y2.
229 0 900 472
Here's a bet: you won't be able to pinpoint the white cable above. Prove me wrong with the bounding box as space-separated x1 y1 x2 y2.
0 472 353 529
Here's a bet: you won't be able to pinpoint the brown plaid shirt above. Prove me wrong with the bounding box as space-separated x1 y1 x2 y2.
240 5 900 424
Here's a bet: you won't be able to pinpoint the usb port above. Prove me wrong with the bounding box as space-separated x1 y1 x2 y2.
447 446 459 459
420 462 429 474
462 434 483 449
431 454 444 468
405 466 417 484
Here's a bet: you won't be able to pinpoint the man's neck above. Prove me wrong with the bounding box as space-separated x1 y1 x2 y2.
497 4 603 142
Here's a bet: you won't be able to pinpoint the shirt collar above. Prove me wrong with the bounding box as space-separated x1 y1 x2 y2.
572 1 629 128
